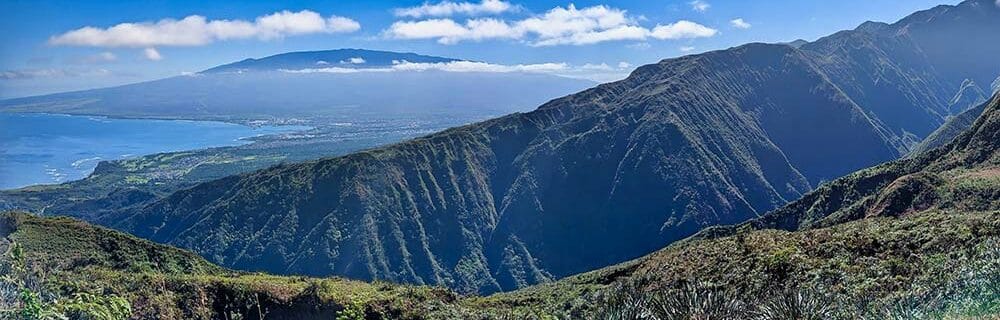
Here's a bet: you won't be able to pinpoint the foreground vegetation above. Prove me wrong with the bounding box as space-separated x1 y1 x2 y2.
0 212 480 319
477 210 1000 319
3 206 999 319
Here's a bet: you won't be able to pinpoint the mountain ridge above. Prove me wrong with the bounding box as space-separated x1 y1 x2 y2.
486 91 1000 317
5 91 999 319
697 91 1000 240
36 0 1000 295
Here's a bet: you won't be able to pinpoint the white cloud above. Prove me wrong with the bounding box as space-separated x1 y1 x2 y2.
515 5 631 39
530 25 648 46
650 20 718 39
281 66 369 74
393 60 567 72
680 46 696 52
279 59 634 82
282 60 567 74
385 4 717 46
340 57 366 64
316 60 330 65
580 63 614 71
143 48 163 61
690 0 710 12
49 10 360 48
385 18 519 44
730 18 751 29
394 0 513 18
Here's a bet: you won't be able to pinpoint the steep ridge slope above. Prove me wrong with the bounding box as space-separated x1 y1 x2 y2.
912 76 1000 154
489 92 1000 317
703 92 1000 237
113 46 821 293
106 0 1000 294
911 98 990 155
800 0 1000 152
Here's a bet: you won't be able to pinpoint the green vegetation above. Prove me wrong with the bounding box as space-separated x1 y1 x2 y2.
2 240 133 320
0 212 481 319
2 2 998 318
2 80 999 320
49 0 1000 296
911 99 990 156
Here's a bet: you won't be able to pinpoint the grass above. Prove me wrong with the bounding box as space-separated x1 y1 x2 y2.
473 209 1000 319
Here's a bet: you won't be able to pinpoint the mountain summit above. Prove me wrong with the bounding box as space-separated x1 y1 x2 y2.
201 49 461 73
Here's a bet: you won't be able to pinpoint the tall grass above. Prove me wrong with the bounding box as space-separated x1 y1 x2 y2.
587 240 1000 320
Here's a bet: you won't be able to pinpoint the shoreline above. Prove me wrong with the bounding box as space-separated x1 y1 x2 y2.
0 112 313 191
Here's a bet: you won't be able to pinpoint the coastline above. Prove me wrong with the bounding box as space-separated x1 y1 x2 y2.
0 112 312 190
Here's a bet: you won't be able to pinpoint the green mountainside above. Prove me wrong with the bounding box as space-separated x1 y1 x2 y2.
722 93 1000 234
912 88 995 155
4 84 998 320
0 211 478 319
90 0 999 294
481 92 1000 319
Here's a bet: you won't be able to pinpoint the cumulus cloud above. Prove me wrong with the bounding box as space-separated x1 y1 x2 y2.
282 60 567 73
385 4 717 46
280 59 637 82
392 60 567 72
650 20 718 39
49 10 360 48
394 0 513 18
680 46 696 52
730 18 751 29
143 48 163 61
385 18 520 44
580 63 614 71
690 0 710 12
340 57 366 64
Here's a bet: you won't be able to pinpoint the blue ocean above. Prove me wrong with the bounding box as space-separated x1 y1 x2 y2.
0 113 304 189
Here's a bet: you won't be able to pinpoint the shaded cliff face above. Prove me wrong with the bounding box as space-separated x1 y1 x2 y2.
704 93 1000 237
488 93 1000 318
800 0 1000 152
110 1 998 294
911 99 989 155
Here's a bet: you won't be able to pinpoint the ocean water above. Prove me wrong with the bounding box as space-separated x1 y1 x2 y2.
0 113 305 189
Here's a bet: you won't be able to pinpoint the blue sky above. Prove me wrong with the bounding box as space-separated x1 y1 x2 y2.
0 0 959 98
